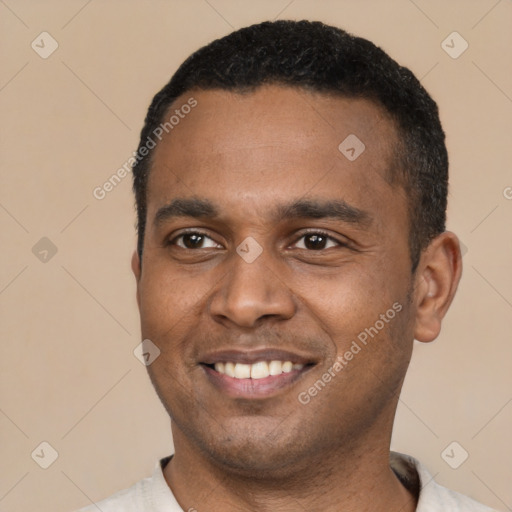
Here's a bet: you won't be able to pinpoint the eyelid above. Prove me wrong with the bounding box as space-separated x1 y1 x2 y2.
289 228 347 248
167 229 221 248
166 228 348 250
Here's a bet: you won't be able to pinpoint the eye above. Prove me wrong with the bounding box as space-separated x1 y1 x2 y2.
169 231 221 250
168 230 345 251
292 231 342 251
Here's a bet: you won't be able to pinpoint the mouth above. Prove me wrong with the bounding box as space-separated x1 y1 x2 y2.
200 349 317 398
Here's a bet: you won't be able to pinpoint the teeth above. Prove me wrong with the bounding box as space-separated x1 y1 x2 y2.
268 360 282 375
282 361 293 373
250 361 269 379
234 363 251 379
213 360 304 379
224 362 236 378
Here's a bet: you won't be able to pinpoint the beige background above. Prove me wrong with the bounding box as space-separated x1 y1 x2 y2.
1 1 511 511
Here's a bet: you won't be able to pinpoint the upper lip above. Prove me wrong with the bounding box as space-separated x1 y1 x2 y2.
200 348 317 366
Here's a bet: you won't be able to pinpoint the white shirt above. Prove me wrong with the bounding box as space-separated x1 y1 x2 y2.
75 452 497 511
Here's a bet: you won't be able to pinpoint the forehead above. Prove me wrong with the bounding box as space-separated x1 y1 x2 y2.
146 85 403 223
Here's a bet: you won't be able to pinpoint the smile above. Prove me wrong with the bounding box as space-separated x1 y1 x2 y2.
200 348 317 398
212 360 304 379
201 355 315 398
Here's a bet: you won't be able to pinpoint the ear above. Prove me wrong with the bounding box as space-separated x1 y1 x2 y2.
131 249 142 311
413 231 463 343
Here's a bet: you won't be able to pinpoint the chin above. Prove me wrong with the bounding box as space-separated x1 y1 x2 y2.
189 416 312 478
207 441 304 479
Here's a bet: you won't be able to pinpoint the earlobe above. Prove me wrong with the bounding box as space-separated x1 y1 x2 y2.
131 250 141 281
131 250 142 310
413 232 463 343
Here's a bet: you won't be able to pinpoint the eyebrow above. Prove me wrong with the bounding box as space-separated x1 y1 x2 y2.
274 198 371 226
155 197 218 225
154 197 371 227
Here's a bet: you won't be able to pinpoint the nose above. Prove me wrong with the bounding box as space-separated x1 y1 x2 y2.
209 247 296 329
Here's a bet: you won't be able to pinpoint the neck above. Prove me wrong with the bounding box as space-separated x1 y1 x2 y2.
163 423 417 512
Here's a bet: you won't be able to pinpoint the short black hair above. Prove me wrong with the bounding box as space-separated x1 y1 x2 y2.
132 20 448 271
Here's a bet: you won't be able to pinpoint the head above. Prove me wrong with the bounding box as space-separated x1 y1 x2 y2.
131 20 462 479
133 20 448 272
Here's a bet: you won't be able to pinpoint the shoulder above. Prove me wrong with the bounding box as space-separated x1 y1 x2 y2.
74 477 148 512
390 451 497 512
73 456 179 512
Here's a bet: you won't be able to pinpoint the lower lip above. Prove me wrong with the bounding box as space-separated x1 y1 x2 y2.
202 365 310 398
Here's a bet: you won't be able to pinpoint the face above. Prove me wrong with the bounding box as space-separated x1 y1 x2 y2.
133 86 419 476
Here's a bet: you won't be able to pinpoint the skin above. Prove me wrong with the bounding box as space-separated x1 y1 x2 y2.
131 85 462 511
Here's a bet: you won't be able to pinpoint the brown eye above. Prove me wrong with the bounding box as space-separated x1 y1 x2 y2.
294 232 340 251
182 233 205 249
304 234 327 250
170 231 221 249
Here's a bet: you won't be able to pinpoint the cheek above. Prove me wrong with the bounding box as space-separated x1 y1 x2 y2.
300 261 406 340
138 264 218 374
138 262 205 333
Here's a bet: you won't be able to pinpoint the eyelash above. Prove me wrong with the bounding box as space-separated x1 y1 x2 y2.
167 229 346 251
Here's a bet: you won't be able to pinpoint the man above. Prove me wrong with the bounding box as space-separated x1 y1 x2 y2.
78 20 495 511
